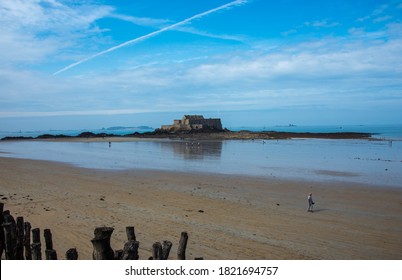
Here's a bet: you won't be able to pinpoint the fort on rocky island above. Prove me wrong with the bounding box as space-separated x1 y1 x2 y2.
161 115 223 132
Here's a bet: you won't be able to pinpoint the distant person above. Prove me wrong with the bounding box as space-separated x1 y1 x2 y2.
109 141 111 148
308 193 315 212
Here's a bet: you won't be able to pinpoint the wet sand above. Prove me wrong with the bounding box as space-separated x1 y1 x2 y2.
0 157 401 260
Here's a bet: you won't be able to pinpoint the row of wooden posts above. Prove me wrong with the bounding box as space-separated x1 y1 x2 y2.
0 203 194 260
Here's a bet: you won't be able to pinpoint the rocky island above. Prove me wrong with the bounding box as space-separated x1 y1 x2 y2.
1 115 373 141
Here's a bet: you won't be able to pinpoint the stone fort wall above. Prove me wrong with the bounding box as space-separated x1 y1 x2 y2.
161 115 222 131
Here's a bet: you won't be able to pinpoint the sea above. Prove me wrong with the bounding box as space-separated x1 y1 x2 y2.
0 124 401 187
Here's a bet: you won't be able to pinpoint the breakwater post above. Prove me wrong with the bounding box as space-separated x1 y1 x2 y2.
91 227 115 260
177 231 188 260
31 228 42 260
0 202 4 258
44 228 57 260
1 206 199 260
24 222 32 260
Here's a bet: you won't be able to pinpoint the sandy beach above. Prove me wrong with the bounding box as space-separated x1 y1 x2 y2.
1 156 401 260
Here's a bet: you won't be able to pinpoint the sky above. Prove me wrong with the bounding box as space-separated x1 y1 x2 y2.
1 0 402 131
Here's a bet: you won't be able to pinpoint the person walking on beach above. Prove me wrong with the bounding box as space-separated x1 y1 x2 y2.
308 193 315 212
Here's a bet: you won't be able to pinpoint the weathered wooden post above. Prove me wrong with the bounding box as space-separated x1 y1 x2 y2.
66 248 78 260
152 242 162 260
161 240 173 260
44 229 57 260
122 241 139 260
126 226 136 241
31 243 42 260
177 232 188 260
120 226 139 260
3 222 17 260
91 227 114 260
31 228 42 260
3 210 17 260
16 216 24 260
114 249 124 260
44 229 53 251
46 249 57 260
3 210 11 221
24 222 32 260
0 203 4 259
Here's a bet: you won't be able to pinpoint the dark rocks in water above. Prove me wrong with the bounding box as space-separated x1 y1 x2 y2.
2 134 70 140
37 134 70 139
77 132 117 138
1 131 118 140
1 136 34 141
129 129 372 140
78 132 97 138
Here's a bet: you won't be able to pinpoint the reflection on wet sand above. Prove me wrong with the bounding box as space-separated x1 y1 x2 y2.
161 141 222 160
1 139 401 186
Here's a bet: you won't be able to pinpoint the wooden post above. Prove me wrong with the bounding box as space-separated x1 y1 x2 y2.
122 226 139 260
24 222 32 260
0 203 4 259
122 240 139 260
16 216 24 260
91 227 114 260
32 228 40 243
66 248 78 260
177 232 188 260
152 242 162 260
44 229 53 250
161 240 173 260
3 209 10 217
3 210 11 219
45 249 58 260
31 228 42 260
114 249 123 260
3 211 16 260
3 222 17 260
126 226 136 241
44 228 57 260
31 243 42 260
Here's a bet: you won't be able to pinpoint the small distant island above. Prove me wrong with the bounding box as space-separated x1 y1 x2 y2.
102 126 153 131
1 115 373 141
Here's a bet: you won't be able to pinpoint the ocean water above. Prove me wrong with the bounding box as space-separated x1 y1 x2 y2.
0 137 401 187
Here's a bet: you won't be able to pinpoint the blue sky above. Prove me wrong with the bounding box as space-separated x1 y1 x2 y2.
1 0 402 131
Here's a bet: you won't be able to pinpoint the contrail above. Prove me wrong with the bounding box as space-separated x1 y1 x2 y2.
53 0 248 75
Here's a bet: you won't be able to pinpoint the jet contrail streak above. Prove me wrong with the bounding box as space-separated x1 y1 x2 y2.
53 0 248 75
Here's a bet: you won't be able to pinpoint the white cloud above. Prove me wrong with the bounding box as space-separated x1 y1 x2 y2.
0 0 114 65
373 15 393 23
356 3 399 23
184 37 402 85
110 13 171 28
282 19 340 37
304 19 340 28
